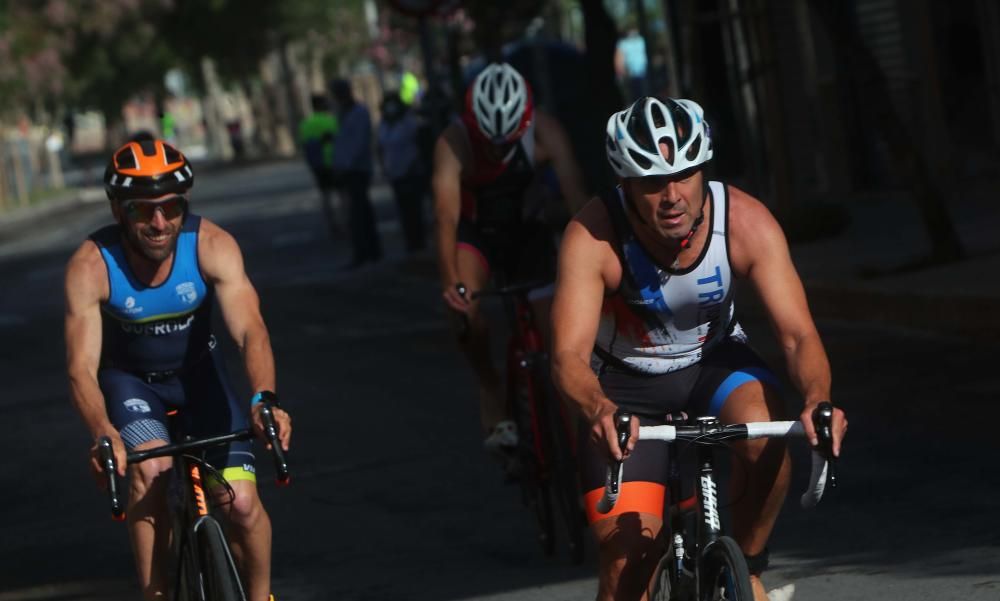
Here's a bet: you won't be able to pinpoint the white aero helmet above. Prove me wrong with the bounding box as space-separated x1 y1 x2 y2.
466 62 533 144
605 96 713 178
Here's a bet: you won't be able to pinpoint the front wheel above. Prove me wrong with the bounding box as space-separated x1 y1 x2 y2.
699 537 753 601
196 517 247 601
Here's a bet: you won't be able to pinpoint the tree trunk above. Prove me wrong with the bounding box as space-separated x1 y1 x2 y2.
809 0 964 262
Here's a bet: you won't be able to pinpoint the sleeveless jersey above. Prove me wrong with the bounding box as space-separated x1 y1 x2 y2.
90 215 214 373
457 116 536 227
593 181 746 375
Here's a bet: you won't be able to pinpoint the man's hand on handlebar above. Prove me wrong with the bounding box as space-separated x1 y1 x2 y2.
251 402 292 452
799 401 846 458
443 281 471 313
90 430 126 484
590 403 638 461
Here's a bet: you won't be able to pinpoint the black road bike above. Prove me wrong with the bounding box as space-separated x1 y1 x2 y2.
597 403 837 601
98 400 289 601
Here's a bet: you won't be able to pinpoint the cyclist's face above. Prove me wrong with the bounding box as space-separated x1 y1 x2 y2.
622 167 703 243
115 194 187 262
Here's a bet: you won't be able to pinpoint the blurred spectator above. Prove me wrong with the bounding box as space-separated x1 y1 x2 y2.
378 90 427 253
226 119 245 161
331 78 382 268
400 70 420 106
160 110 178 144
615 27 648 101
299 94 341 236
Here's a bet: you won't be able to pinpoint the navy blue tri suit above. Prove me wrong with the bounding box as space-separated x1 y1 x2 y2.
91 214 255 483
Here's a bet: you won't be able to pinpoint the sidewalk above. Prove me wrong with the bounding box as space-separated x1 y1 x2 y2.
789 183 1000 341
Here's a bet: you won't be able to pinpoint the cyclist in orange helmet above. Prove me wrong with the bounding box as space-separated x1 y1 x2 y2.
65 139 291 601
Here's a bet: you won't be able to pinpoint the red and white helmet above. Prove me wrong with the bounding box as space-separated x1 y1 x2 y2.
465 62 533 145
605 96 713 178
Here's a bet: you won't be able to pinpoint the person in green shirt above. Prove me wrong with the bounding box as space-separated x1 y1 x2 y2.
299 94 341 236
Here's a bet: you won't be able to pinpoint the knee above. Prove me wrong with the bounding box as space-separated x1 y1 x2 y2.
225 486 265 530
130 456 173 495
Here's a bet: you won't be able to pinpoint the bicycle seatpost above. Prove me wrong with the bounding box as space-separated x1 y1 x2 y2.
812 402 837 488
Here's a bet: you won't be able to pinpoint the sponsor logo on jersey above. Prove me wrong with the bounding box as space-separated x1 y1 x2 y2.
124 398 151 413
123 296 144 315
120 313 195 336
243 463 256 474
175 282 198 305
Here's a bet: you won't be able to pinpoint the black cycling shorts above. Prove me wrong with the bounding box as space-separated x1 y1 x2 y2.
100 348 256 483
580 337 781 523
456 218 556 285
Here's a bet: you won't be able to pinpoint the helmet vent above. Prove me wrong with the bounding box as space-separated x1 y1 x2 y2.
137 140 157 156
164 146 182 164
667 99 692 147
115 149 137 170
650 101 667 129
627 149 652 170
686 135 702 161
658 137 675 166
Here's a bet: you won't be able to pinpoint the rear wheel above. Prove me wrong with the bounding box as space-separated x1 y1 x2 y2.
512 372 556 556
699 537 753 601
536 366 586 565
196 517 247 601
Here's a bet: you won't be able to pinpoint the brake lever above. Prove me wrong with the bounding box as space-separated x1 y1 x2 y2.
812 401 837 488
610 411 632 494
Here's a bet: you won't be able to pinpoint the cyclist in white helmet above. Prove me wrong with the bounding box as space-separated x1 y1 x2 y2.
433 62 588 469
551 96 847 601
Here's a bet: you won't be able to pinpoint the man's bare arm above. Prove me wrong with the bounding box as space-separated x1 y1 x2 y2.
729 188 845 453
65 241 125 475
198 220 274 394
432 127 469 311
199 220 292 449
551 201 637 459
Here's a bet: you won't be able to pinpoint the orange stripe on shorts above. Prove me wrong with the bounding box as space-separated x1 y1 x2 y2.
584 481 666 524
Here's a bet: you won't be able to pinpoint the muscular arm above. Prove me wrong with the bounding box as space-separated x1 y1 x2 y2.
198 220 291 449
432 126 469 310
198 220 274 394
729 188 845 453
536 111 589 215
65 241 125 475
551 201 637 459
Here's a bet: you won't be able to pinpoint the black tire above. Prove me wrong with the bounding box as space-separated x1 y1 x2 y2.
174 529 201 601
512 378 556 557
196 518 247 601
699 537 753 601
536 366 587 565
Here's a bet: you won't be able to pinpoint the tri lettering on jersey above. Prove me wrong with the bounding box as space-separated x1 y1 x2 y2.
120 313 196 336
696 265 725 343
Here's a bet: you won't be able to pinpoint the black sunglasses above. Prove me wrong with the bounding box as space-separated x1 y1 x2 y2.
123 196 187 222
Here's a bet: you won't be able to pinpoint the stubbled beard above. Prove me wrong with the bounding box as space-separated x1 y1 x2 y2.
124 225 178 262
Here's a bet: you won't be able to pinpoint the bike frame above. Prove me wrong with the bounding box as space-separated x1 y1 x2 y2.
99 402 288 601
131 429 253 601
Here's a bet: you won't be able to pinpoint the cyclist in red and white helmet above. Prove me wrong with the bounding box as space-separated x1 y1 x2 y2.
433 62 588 470
551 96 847 601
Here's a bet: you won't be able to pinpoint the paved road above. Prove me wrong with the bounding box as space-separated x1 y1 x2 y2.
0 162 997 600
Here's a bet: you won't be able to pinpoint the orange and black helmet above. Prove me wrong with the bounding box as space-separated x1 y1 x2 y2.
104 139 194 201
